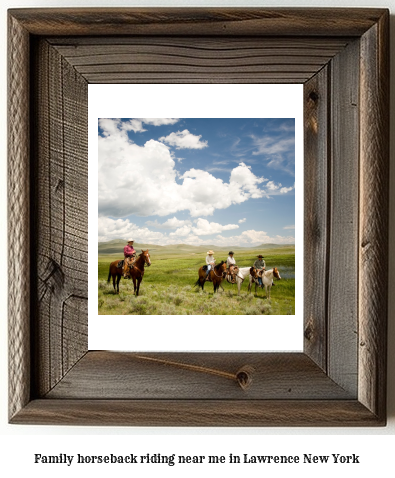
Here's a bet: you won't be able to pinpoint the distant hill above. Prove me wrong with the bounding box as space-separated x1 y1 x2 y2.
98 239 294 256
98 240 166 255
255 243 294 249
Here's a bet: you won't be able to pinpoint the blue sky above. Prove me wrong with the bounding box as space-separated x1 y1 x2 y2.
98 118 295 246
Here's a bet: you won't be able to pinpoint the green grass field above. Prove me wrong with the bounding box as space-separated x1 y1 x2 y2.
98 243 295 316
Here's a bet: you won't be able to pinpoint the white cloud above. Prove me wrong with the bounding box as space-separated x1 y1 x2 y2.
264 181 294 195
99 118 180 135
215 230 295 247
169 218 239 237
146 217 192 229
98 122 285 219
99 135 179 218
249 133 295 175
251 135 295 156
194 218 239 235
283 225 295 230
141 118 179 126
239 218 246 224
98 217 167 244
159 129 208 149
169 225 192 237
98 217 294 246
121 119 146 133
99 118 123 137
229 162 266 199
280 186 294 194
265 181 279 191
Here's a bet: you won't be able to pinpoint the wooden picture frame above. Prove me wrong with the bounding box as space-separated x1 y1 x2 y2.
8 8 389 426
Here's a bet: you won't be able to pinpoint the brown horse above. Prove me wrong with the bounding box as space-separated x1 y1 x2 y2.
108 250 151 295
195 260 227 293
124 249 151 296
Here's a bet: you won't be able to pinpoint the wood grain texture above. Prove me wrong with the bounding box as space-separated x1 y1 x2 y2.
8 13 31 421
327 40 360 396
48 37 350 84
8 8 387 37
11 399 384 427
7 8 389 426
46 352 353 400
303 67 329 371
359 12 389 420
31 39 88 397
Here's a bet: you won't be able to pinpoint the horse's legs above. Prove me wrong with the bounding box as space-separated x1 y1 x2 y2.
116 274 121 294
112 274 116 292
132 277 137 295
136 278 142 296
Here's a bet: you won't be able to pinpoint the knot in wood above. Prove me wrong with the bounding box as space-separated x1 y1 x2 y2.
236 365 255 390
304 322 314 341
308 90 319 103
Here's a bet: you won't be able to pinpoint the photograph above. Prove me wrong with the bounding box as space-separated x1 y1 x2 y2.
97 117 296 316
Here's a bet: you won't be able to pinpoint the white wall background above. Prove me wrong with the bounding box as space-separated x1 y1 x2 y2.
1 0 394 476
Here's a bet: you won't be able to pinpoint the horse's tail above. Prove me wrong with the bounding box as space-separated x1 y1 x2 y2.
193 279 201 288
107 265 112 283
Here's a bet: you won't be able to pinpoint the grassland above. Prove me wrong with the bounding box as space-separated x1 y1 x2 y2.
98 242 295 316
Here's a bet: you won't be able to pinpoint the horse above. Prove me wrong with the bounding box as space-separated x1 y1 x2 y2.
123 249 151 296
107 249 151 295
224 264 239 284
195 261 227 293
248 267 281 299
224 266 252 295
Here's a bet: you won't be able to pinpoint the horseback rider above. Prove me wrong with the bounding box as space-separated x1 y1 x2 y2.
226 251 237 283
253 254 266 287
123 239 136 277
205 250 215 280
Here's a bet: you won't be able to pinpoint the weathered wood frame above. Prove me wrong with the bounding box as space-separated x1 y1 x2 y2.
8 8 389 426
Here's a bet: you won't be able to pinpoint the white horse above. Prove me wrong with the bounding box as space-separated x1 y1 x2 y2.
248 267 281 299
224 266 252 295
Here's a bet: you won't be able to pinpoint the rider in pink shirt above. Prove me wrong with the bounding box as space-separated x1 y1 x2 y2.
124 240 136 258
123 240 136 277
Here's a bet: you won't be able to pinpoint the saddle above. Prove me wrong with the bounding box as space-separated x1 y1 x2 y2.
119 256 136 270
202 264 213 282
226 265 238 283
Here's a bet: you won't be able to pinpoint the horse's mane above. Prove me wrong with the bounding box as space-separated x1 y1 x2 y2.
215 260 225 270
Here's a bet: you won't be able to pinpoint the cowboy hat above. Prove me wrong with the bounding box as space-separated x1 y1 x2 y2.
207 250 214 255
127 239 134 242
257 254 264 258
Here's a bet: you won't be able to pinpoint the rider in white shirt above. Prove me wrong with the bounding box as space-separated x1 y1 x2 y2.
226 251 237 283
205 250 215 278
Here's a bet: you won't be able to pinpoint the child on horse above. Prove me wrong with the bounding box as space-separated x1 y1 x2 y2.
226 251 238 283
